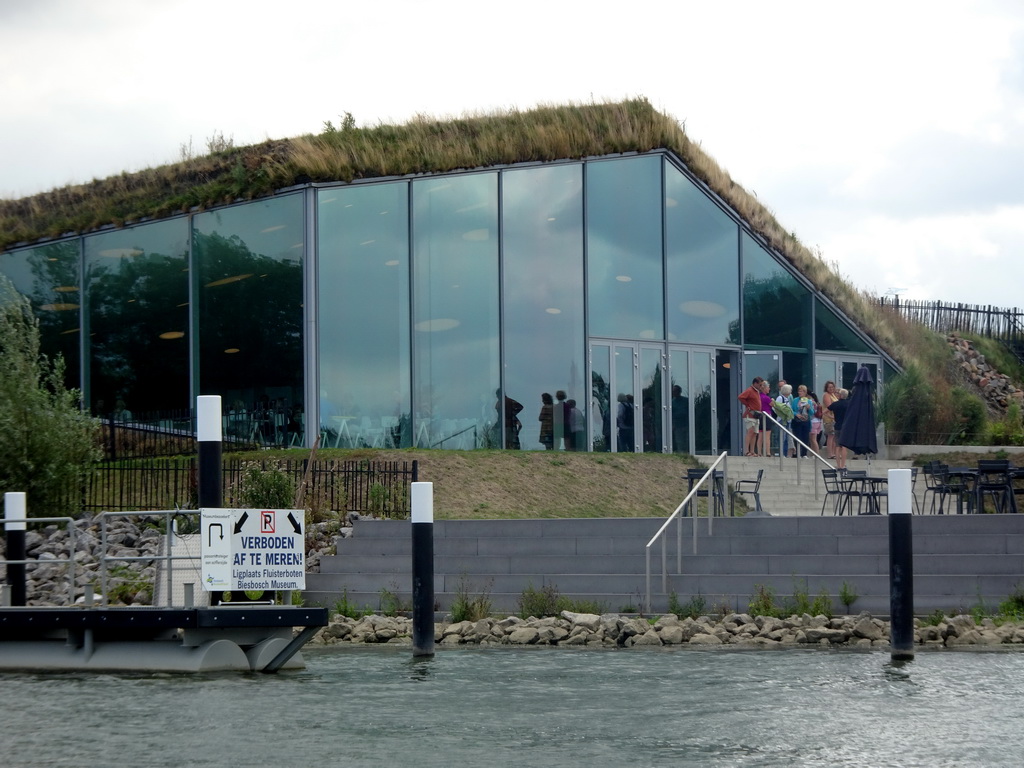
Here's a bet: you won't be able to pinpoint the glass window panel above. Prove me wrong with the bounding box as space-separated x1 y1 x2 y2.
665 163 740 344
0 242 80 394
193 195 304 444
783 351 812 395
815 298 873 353
587 156 664 339
84 220 189 418
815 357 839 398
318 183 411 448
502 164 585 451
413 173 499 449
742 232 811 349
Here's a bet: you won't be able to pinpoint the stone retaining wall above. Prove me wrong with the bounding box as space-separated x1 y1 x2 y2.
311 610 1024 649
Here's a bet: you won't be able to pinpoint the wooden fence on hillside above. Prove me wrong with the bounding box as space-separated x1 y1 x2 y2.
878 297 1024 342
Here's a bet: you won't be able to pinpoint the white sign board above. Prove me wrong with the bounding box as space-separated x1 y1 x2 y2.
200 508 305 592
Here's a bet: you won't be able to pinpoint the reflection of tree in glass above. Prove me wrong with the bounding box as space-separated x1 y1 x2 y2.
22 243 80 392
195 231 303 409
694 385 712 453
87 247 188 414
743 273 810 349
591 370 610 452
642 363 662 452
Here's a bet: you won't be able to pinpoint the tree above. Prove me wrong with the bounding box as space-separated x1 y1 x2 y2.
0 275 100 517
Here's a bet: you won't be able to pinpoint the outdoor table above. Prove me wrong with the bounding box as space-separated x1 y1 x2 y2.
841 473 887 515
685 469 726 517
944 467 979 514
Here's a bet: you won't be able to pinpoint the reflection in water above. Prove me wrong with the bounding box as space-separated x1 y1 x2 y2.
406 656 435 682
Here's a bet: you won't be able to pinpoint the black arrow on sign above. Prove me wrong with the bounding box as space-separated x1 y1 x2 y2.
233 511 249 535
207 523 223 547
287 512 302 534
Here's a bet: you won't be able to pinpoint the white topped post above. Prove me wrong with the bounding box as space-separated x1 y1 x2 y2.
5 492 27 606
888 468 914 660
411 482 435 657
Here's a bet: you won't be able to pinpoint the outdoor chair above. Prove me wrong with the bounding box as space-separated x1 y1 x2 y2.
976 460 1015 514
922 461 953 514
820 468 847 516
684 468 726 517
909 466 922 514
730 469 764 515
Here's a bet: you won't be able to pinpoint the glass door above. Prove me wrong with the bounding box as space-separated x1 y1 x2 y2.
590 342 664 453
590 342 638 452
667 345 717 455
639 344 664 453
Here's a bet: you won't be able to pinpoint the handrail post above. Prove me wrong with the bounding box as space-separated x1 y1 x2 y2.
723 455 729 517
661 536 667 595
100 513 109 606
644 547 651 614
676 512 682 573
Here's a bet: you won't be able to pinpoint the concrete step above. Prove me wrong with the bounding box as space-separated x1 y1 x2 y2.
306 515 1024 618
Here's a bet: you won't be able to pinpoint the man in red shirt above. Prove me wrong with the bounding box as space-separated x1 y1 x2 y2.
738 376 764 456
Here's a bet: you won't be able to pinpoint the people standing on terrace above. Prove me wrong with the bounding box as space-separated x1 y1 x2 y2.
792 384 813 458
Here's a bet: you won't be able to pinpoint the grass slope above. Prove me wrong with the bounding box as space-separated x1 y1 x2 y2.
232 447 703 519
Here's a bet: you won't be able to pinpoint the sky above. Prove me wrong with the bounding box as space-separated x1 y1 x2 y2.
2 0 1023 308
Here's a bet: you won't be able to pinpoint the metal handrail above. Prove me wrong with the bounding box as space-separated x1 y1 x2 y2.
644 451 728 614
99 510 201 607
762 412 835 499
0 516 76 605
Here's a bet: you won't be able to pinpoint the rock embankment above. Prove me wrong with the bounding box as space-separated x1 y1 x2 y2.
311 610 1024 649
948 332 1024 412
0 516 163 605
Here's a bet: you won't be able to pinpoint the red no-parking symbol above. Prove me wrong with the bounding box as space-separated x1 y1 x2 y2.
261 511 276 533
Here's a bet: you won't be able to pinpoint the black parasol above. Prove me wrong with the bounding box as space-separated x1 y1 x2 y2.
839 365 877 457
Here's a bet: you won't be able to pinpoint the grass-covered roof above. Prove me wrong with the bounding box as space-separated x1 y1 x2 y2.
0 98 901 360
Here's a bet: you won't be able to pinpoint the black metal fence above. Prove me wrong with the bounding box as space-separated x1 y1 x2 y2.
76 459 418 517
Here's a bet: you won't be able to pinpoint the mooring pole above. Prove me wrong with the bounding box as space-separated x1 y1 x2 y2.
4 492 27 606
411 481 435 658
197 396 223 509
888 468 914 661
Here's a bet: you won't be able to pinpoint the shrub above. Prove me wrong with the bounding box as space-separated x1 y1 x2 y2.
450 576 493 623
950 387 987 445
997 583 1024 621
839 581 859 613
517 583 564 619
334 588 369 619
378 587 409 616
238 464 295 509
878 363 933 444
748 584 782 618
669 591 707 619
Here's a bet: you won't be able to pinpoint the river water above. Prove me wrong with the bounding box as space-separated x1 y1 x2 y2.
5 646 1024 767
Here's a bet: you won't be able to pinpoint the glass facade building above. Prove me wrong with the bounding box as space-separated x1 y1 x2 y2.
0 151 893 455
